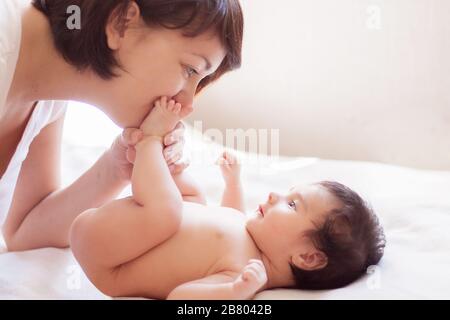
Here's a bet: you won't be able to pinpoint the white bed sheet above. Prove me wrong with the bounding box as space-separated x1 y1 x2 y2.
1 132 450 300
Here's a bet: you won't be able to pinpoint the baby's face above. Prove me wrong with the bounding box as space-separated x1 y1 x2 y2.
246 183 341 271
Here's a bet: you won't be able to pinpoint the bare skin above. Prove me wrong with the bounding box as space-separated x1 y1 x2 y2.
70 97 342 300
1 2 225 251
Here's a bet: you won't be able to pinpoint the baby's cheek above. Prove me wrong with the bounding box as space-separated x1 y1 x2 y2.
267 216 286 234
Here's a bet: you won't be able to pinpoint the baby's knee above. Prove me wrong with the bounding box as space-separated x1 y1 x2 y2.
148 200 183 236
164 203 183 231
69 209 96 258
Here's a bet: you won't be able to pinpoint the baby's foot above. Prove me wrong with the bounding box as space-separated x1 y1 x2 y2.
140 97 182 138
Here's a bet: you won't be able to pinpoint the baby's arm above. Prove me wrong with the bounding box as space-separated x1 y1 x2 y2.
218 151 245 212
167 260 267 300
167 273 238 300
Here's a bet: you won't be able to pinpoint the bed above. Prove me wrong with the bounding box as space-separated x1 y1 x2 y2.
1 120 449 300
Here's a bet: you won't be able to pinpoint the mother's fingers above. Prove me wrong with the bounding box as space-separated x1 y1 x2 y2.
126 146 136 164
122 128 143 146
174 121 185 131
168 159 190 174
165 151 182 166
164 121 186 146
164 138 184 159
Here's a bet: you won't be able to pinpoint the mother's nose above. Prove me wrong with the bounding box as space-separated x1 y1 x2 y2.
173 88 195 115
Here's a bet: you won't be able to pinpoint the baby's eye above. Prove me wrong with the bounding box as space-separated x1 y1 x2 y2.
288 200 297 210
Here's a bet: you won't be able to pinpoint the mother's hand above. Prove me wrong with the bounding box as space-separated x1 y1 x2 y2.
108 123 189 181
162 122 190 174
107 128 143 182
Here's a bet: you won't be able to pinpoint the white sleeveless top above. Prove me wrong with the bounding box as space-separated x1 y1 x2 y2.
0 0 68 224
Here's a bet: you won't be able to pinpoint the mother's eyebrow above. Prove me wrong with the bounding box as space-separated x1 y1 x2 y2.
192 53 212 71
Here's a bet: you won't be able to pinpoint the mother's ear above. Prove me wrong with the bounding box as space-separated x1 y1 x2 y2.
291 251 328 271
105 1 141 50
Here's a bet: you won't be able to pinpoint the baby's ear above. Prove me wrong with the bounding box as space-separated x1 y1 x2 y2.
292 251 328 271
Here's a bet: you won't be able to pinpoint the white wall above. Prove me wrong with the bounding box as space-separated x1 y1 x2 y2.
187 0 450 170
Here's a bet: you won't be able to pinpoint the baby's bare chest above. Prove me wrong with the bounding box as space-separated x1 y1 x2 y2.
127 203 260 297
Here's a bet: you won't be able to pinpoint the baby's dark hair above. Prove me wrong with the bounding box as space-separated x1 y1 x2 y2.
290 181 386 290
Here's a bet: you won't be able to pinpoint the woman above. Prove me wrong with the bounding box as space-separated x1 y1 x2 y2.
0 0 243 251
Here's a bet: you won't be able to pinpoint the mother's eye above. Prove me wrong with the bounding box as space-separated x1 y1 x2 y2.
183 65 199 78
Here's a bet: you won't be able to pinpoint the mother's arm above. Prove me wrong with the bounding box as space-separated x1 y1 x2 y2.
2 113 128 251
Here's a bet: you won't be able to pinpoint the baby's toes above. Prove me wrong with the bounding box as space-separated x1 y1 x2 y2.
166 99 175 112
174 102 182 115
161 96 168 107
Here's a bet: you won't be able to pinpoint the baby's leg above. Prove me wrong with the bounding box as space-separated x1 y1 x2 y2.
172 171 207 205
70 98 183 292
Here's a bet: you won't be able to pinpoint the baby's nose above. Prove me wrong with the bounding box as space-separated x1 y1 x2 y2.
268 192 279 204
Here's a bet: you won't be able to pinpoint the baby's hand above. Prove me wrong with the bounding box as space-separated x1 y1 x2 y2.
140 97 182 138
217 151 241 186
233 259 268 298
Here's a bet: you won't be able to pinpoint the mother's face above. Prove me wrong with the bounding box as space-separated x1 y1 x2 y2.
101 4 226 128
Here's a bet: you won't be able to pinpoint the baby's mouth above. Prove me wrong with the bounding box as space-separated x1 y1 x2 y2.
258 205 265 217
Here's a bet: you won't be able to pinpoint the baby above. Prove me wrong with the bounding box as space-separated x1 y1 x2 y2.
70 97 386 299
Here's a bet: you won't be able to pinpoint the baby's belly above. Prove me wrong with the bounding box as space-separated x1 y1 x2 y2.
114 202 251 299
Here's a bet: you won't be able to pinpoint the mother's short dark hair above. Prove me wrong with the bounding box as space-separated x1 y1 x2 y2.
32 0 244 92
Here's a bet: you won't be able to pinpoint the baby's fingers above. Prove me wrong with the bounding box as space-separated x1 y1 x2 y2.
241 270 266 291
243 265 261 279
241 268 259 282
215 157 225 165
248 259 265 268
216 153 229 165
245 260 267 277
219 151 233 164
225 151 241 166
222 151 233 162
